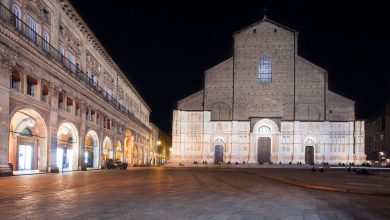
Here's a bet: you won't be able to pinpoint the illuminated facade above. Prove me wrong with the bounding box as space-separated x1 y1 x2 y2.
0 0 152 175
172 16 366 165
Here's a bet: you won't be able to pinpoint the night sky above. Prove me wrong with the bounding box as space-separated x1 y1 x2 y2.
69 0 390 134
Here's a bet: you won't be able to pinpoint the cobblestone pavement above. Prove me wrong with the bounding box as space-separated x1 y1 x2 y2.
0 168 389 220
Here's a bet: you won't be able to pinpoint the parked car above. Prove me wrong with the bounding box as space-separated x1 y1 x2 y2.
106 159 128 169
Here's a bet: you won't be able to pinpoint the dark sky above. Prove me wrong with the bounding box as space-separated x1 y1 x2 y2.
69 0 390 134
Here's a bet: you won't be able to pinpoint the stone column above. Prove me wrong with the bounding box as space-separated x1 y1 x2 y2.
79 101 86 170
79 117 86 170
48 86 60 173
99 128 104 169
0 59 12 176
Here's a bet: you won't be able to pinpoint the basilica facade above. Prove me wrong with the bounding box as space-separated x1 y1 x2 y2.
172 16 366 165
0 0 157 175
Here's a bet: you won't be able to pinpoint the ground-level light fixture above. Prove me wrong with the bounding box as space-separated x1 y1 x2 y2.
27 119 35 127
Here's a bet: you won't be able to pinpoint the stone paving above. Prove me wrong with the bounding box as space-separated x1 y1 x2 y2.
0 168 389 220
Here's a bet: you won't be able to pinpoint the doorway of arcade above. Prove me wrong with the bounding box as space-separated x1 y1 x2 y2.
84 130 100 169
9 108 48 175
56 123 79 171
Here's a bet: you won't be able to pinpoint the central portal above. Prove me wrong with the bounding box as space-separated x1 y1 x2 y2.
257 137 271 163
305 146 314 165
214 145 223 164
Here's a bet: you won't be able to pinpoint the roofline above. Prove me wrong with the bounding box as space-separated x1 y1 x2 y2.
177 90 204 104
61 0 151 112
233 16 298 35
204 57 233 73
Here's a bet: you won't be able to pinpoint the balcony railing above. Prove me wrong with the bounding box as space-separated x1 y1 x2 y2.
0 3 150 132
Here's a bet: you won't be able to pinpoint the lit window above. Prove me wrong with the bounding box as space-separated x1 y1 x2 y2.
26 15 38 43
11 4 22 31
66 51 75 71
11 70 21 91
258 55 272 83
43 9 49 21
41 85 49 103
42 31 50 52
58 45 65 64
26 76 37 97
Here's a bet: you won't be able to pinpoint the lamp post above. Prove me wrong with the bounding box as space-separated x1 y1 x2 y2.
379 151 384 165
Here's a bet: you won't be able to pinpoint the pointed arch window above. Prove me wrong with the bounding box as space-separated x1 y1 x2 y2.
258 55 272 83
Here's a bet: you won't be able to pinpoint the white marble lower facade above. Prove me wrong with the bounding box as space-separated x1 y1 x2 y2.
172 110 366 165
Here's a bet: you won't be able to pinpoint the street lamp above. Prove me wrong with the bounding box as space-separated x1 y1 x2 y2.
378 152 384 164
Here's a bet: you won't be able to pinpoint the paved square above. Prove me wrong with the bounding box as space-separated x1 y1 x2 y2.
0 168 389 219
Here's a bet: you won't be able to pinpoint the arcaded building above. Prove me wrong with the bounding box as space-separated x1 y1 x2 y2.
365 105 390 161
0 0 153 175
172 16 366 165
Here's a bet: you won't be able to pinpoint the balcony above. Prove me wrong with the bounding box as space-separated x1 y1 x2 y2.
0 3 150 132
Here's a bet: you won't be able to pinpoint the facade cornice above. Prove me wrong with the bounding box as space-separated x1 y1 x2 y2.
59 0 151 112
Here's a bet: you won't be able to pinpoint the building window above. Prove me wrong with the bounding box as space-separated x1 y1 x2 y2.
58 45 65 64
58 92 64 110
91 110 95 122
11 4 22 31
75 101 80 116
66 97 73 113
107 119 111 130
380 134 384 141
26 15 38 43
11 70 21 91
258 55 272 83
76 62 81 75
41 85 49 103
43 8 49 21
42 31 50 52
86 108 89 121
59 24 64 36
26 76 37 97
66 51 75 72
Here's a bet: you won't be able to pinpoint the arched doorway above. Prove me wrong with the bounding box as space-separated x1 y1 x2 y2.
124 130 133 164
258 137 271 163
102 137 113 168
138 147 144 165
9 108 48 173
85 130 99 169
304 138 316 165
305 146 314 165
214 137 224 164
57 122 79 171
115 141 123 162
132 145 138 165
255 125 272 164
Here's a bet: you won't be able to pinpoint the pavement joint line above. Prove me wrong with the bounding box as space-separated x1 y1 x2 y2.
240 171 390 197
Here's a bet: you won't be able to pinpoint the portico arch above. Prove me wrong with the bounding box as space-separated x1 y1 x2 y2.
57 122 79 171
85 130 99 169
304 137 317 165
102 136 113 162
124 130 133 164
213 136 224 164
253 119 279 163
115 140 123 162
9 108 48 172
